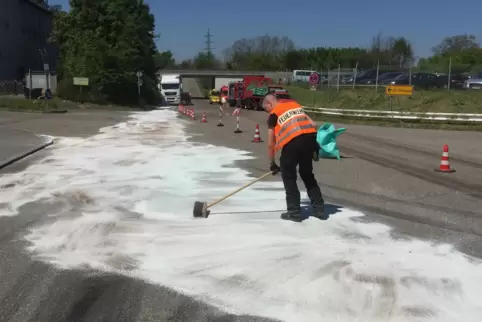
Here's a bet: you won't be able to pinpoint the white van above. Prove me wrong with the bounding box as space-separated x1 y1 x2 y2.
292 70 318 83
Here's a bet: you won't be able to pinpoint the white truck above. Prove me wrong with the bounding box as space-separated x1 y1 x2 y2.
159 74 182 105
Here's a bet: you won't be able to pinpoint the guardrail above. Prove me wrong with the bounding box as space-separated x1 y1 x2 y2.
304 107 482 122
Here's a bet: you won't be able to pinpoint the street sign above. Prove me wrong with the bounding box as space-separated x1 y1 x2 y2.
136 71 143 78
385 85 413 96
73 77 89 86
309 72 319 85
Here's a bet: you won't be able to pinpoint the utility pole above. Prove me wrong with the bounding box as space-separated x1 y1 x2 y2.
137 70 143 108
204 28 214 57
39 48 50 91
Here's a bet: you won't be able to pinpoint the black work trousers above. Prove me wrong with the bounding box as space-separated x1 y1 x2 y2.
279 133 324 211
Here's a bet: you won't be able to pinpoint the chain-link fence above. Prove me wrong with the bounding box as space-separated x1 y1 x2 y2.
268 58 468 91
0 81 25 95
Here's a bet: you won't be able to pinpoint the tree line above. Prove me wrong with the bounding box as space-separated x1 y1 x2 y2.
51 0 159 106
159 33 482 74
50 1 481 107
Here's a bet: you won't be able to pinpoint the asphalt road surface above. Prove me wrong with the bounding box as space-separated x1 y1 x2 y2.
183 78 204 98
1 103 481 321
186 100 482 258
0 108 277 322
0 127 46 168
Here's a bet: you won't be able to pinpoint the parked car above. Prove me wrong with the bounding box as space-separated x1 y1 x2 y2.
361 72 405 85
386 72 444 89
341 69 400 84
435 73 468 89
463 74 482 89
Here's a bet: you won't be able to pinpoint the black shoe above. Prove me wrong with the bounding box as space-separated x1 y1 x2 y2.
307 187 327 220
280 210 304 222
311 204 328 220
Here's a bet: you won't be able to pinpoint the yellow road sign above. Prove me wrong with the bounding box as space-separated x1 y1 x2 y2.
73 77 89 86
385 85 413 96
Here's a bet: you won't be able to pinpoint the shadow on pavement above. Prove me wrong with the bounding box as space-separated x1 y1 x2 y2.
300 202 343 220
211 202 343 221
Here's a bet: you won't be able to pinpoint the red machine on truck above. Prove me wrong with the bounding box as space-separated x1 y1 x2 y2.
227 76 291 110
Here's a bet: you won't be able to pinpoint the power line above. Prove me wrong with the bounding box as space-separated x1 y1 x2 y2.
204 29 214 55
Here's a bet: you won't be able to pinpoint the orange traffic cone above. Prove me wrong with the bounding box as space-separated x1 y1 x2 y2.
435 144 455 173
201 112 207 123
251 124 263 142
191 109 195 120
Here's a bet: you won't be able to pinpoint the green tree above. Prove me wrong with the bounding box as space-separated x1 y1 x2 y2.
223 35 295 70
193 52 219 69
418 35 482 73
184 32 482 74
179 59 193 68
154 50 175 70
52 0 159 105
218 33 414 71
391 37 414 67
432 34 479 56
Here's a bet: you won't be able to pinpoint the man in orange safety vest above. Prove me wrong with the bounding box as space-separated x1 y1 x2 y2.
262 93 326 222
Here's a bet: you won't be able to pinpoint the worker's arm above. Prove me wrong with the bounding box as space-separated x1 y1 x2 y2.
267 114 278 163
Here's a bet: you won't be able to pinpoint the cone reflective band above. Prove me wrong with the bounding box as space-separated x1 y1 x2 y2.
217 106 224 127
234 109 242 133
252 124 263 142
435 144 455 173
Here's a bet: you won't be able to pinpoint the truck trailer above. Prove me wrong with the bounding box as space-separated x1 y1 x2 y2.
227 76 291 110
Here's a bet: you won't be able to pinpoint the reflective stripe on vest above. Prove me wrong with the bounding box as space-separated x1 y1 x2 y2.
272 102 317 151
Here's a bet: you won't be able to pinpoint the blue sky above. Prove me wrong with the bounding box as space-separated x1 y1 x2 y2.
49 0 481 61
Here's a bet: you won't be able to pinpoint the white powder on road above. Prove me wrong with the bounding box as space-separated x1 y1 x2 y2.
1 109 481 322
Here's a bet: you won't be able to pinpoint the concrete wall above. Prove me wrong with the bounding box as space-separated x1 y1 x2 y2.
0 0 57 81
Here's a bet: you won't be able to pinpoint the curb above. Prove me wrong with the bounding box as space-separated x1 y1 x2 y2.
0 138 55 170
6 109 68 114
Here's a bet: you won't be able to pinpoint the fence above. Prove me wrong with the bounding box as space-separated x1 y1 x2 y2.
0 81 25 95
270 58 466 91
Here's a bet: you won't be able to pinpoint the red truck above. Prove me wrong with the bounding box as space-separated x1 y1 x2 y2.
226 76 269 110
228 76 291 110
219 85 228 105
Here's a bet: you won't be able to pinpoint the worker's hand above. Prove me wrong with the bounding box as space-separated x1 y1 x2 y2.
270 162 281 175
313 150 319 162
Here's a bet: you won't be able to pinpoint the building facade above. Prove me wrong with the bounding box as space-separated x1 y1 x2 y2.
0 0 57 81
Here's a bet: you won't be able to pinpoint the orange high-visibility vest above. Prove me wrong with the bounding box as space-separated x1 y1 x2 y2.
271 101 317 152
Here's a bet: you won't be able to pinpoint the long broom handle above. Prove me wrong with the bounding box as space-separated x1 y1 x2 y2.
207 171 273 209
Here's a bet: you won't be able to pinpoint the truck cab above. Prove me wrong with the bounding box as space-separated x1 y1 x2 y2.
220 85 228 104
159 74 182 105
208 89 220 104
